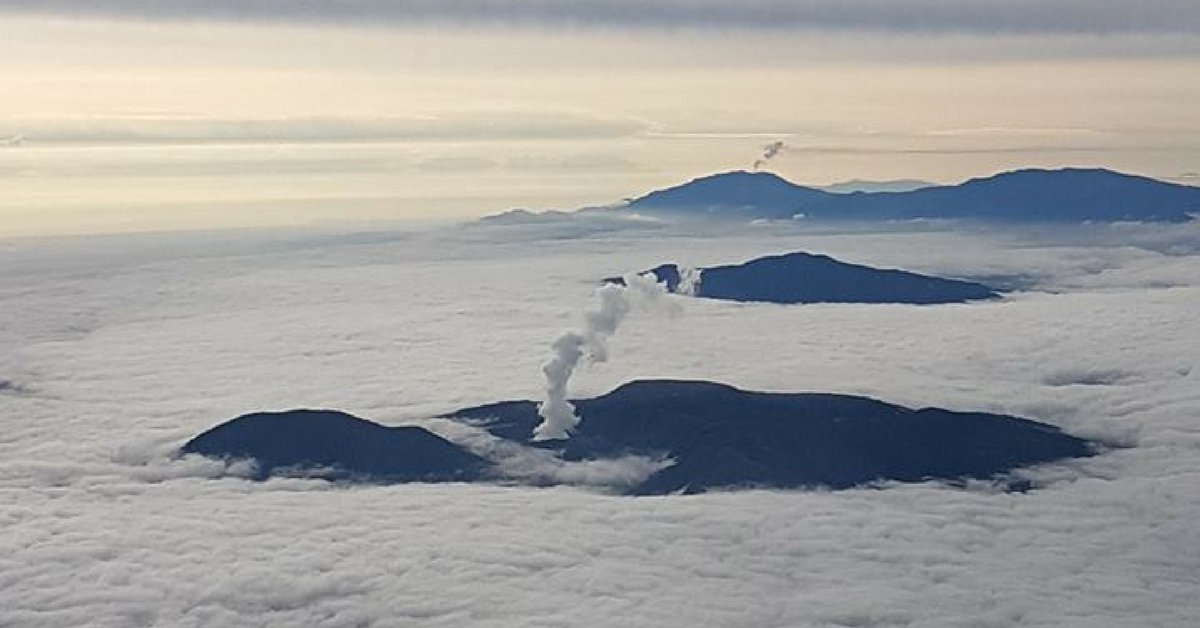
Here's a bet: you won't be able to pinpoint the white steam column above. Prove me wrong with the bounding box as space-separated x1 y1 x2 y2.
533 271 689 441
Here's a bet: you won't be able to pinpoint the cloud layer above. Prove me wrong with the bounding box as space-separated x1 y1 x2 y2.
5 0 1200 35
2 113 642 145
1 221 1198 626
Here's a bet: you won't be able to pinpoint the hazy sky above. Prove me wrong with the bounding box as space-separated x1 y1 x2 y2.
2 1 1199 235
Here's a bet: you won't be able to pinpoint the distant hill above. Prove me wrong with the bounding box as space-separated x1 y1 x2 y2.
451 380 1096 495
626 171 831 219
622 168 1200 223
607 251 998 304
182 409 487 482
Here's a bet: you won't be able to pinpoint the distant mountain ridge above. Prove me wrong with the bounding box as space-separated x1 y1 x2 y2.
607 251 999 304
628 170 830 220
622 168 1200 223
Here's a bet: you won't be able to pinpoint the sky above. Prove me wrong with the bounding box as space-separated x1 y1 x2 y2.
1 1 1198 235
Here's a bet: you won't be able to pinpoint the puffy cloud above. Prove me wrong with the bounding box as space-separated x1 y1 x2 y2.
0 221 1198 626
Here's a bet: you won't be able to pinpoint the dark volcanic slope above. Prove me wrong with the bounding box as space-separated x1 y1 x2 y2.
609 251 998 304
824 168 1200 222
624 168 1200 223
183 409 487 482
628 170 833 219
451 380 1095 495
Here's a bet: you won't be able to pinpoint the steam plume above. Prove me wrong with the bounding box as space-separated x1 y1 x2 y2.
676 266 703 296
534 272 677 440
752 140 786 170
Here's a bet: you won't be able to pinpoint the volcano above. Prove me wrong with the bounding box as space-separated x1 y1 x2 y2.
449 379 1096 494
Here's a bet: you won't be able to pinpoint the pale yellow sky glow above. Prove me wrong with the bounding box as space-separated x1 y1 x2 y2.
2 14 1198 236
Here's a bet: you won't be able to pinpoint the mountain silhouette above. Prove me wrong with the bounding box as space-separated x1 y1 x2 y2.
182 409 487 482
607 251 998 304
628 171 831 219
450 380 1096 495
183 383 1096 494
624 168 1200 223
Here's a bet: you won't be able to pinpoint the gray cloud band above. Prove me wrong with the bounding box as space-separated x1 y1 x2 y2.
2 0 1199 35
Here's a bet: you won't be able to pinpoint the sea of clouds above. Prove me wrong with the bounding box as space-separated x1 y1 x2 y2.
1 218 1198 626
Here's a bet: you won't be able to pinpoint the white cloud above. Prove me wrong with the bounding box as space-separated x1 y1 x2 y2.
1 221 1198 626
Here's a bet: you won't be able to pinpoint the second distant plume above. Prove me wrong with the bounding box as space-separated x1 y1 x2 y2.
752 140 787 170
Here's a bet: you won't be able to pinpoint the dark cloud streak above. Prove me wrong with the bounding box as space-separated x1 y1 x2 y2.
3 0 1199 35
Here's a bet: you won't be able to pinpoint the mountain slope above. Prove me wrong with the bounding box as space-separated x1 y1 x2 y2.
825 168 1200 222
182 409 488 482
450 380 1096 494
622 168 1200 222
627 170 834 219
609 251 998 304
182 383 1097 494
